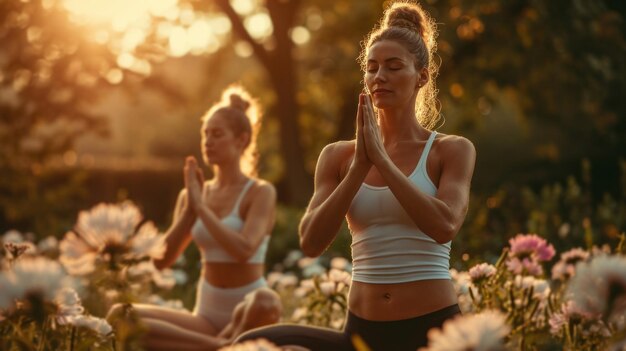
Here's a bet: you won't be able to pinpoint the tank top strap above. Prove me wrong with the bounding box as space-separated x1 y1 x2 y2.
416 131 437 171
230 179 255 216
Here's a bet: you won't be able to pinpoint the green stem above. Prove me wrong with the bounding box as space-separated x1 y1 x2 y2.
37 317 49 351
69 326 76 351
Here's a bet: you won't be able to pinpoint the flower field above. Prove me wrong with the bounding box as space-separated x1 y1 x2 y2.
1 202 625 350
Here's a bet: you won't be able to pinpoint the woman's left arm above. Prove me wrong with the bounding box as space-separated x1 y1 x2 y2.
185 157 277 262
377 137 475 243
362 98 476 244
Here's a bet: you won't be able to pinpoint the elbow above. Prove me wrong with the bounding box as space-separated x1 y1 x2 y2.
434 223 458 244
298 220 323 258
299 232 323 258
153 258 169 271
234 244 256 263
300 240 323 258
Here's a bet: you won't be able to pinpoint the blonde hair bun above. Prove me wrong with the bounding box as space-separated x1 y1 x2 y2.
384 2 429 40
228 92 251 112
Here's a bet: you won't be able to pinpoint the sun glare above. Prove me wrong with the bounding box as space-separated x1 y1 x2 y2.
60 0 280 60
61 0 234 59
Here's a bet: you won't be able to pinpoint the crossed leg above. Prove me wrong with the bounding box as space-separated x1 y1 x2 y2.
107 287 282 351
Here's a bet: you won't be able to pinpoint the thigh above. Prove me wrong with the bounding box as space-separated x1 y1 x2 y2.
132 303 218 336
235 324 353 351
141 318 224 351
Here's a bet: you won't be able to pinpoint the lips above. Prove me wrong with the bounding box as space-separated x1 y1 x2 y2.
372 88 392 94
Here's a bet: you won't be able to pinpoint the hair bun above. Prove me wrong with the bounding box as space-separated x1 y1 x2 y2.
228 93 251 112
384 2 427 39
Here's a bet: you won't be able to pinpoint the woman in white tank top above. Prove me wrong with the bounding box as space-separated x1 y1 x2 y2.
107 86 281 350
236 2 476 350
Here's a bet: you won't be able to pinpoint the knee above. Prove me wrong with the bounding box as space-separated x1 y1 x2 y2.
106 302 133 322
246 288 282 326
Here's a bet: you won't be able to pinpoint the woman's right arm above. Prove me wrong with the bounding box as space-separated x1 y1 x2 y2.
299 95 372 257
153 189 195 270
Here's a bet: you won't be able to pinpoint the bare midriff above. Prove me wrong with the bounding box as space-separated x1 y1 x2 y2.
348 279 457 321
202 262 265 288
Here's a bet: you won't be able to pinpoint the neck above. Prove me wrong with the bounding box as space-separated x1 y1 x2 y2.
212 160 247 187
378 104 428 145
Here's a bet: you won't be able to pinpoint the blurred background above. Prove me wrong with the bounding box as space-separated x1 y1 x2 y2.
1 0 625 272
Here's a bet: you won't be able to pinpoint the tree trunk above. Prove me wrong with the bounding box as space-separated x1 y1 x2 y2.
214 0 312 205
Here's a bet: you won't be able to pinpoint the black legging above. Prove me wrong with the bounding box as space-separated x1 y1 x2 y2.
234 304 461 351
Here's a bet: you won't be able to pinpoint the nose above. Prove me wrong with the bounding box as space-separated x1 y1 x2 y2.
373 67 387 84
203 136 212 149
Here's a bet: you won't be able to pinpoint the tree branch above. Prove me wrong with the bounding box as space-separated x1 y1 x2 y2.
213 0 272 69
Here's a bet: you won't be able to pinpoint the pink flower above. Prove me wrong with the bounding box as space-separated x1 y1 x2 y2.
506 258 543 276
551 248 589 280
506 234 555 276
469 263 496 283
508 234 555 261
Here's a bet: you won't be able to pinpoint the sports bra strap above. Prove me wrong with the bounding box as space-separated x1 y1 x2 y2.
231 179 254 215
416 131 437 171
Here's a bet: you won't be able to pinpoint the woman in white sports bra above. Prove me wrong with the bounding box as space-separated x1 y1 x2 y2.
108 86 281 350
235 2 476 350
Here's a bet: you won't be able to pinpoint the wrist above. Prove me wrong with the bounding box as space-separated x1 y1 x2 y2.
372 154 392 172
348 161 371 178
180 209 196 223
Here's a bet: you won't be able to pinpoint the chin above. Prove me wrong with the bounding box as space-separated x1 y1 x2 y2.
372 99 393 110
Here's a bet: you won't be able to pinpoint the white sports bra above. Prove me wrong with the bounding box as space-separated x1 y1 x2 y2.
191 179 269 264
346 131 451 284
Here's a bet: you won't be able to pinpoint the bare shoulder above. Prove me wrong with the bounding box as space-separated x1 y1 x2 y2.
319 140 356 160
317 140 356 179
250 178 277 198
436 133 476 159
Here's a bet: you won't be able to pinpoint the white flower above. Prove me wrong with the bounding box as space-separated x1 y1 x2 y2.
219 338 281 351
328 268 351 286
276 274 298 289
146 295 185 310
37 236 59 253
2 230 25 244
69 315 113 337
567 255 626 321
291 307 307 321
297 257 318 269
319 281 335 296
469 263 496 283
330 317 344 330
59 202 166 275
266 271 283 288
283 250 303 268
172 269 187 285
0 257 75 310
330 257 352 272
294 279 314 298
450 269 477 313
130 221 166 259
152 268 177 289
423 310 510 351
54 287 84 325
450 269 472 295
76 202 141 247
302 263 325 278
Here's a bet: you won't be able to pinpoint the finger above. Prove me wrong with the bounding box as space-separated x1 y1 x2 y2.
356 94 364 134
195 168 204 184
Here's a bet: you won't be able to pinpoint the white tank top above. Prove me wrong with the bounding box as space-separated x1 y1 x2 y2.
191 179 269 264
346 131 451 284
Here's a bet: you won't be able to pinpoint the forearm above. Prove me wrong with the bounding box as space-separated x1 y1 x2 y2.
154 212 195 269
196 206 252 261
377 158 458 243
300 165 369 257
